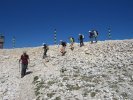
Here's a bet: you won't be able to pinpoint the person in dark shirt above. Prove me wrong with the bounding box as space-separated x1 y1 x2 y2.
89 30 94 43
89 30 98 43
78 34 84 47
60 40 66 56
42 43 49 59
19 51 29 78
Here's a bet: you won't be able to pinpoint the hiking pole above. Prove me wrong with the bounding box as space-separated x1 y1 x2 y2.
19 61 20 72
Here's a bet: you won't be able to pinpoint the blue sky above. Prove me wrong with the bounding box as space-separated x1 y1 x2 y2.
0 0 133 48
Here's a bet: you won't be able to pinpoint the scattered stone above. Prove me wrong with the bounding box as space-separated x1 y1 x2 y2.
0 40 133 100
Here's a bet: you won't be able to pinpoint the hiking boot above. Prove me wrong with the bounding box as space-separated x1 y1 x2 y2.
62 51 66 56
21 75 24 78
71 47 74 51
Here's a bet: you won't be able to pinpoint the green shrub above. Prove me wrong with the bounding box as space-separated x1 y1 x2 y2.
47 92 55 98
33 76 39 84
90 92 96 97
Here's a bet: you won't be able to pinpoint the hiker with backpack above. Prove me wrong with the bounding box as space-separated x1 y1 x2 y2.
42 43 49 59
89 30 94 43
60 40 67 56
78 34 84 47
69 37 75 50
89 30 98 43
19 51 30 78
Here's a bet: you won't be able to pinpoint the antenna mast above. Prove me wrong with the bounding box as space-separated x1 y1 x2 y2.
12 36 15 48
108 27 111 39
54 29 57 44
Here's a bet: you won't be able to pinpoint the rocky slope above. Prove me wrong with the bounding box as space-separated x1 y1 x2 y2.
0 39 133 100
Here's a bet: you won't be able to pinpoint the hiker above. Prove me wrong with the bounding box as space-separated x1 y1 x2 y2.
60 40 66 56
89 30 94 43
78 34 84 47
89 30 98 43
19 51 29 78
69 37 74 50
42 43 49 59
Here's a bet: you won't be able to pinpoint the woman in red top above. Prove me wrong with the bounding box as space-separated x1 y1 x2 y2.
19 51 29 78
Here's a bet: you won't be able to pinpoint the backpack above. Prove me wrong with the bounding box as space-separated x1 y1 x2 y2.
93 30 98 37
82 35 84 39
62 42 66 47
72 38 75 42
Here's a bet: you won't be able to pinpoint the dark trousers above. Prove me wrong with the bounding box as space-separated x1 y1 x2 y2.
80 40 84 47
90 37 97 43
21 64 28 77
43 50 47 59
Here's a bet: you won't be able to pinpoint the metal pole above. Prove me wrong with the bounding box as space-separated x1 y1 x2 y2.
108 27 111 39
0 33 5 49
12 36 15 48
54 29 57 44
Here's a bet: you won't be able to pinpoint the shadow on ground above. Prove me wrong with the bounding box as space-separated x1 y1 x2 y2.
26 71 33 75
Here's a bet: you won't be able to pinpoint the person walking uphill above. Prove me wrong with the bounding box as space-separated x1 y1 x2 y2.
78 34 84 47
89 30 94 44
93 30 98 43
89 30 98 43
69 37 75 50
60 40 67 56
19 51 29 78
42 43 49 59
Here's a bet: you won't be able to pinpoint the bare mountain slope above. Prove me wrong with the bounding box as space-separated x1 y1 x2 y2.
0 39 133 100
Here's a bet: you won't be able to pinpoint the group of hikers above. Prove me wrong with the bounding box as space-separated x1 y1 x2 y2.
19 30 99 78
59 30 98 55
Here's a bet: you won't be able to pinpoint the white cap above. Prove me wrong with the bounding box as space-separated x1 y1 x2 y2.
79 33 81 35
89 30 91 33
42 43 46 45
60 40 62 41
